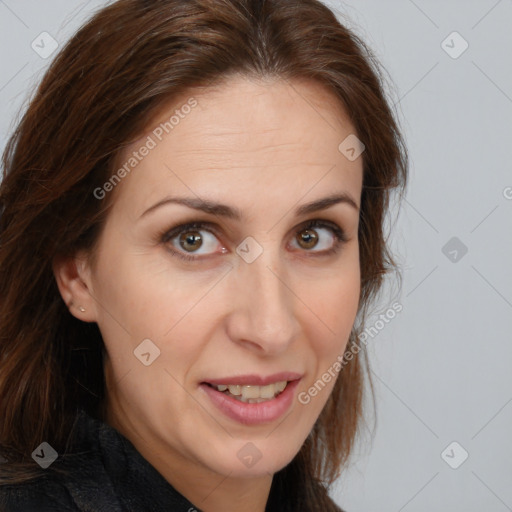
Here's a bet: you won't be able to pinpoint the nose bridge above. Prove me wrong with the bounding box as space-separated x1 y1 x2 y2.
229 240 297 350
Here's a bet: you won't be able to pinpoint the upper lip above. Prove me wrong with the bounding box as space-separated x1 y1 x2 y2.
202 372 303 386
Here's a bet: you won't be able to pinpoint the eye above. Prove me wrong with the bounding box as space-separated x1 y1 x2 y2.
160 219 347 262
162 222 226 261
289 219 347 254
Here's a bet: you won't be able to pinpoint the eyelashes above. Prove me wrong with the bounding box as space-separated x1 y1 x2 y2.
160 218 348 263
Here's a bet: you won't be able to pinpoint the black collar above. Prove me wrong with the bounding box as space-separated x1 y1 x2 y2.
60 408 201 511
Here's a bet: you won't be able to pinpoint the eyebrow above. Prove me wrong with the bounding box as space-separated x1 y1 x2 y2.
140 192 359 220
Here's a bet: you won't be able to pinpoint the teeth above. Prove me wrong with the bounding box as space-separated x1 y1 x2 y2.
228 385 241 395
259 384 276 399
275 381 287 393
242 384 274 399
214 381 288 401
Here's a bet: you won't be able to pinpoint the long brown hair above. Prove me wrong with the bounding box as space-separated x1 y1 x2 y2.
0 0 407 509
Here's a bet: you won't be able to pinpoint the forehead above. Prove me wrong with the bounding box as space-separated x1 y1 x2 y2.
110 75 363 214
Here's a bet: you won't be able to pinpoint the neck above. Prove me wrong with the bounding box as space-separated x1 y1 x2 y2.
104 397 273 512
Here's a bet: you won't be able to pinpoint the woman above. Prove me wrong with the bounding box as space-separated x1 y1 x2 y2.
0 0 407 510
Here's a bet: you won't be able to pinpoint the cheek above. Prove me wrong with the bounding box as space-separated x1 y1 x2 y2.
298 270 360 411
92 248 221 377
94 241 205 331
303 263 360 349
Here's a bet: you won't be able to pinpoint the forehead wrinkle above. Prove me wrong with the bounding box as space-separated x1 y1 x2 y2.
171 126 323 147
189 126 283 137
169 141 306 158
172 162 334 173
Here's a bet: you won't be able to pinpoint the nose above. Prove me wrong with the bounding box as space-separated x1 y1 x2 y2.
225 243 299 355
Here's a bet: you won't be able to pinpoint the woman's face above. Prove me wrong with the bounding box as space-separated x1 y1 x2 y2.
67 75 362 480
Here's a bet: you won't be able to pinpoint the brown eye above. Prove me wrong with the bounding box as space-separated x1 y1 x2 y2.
162 221 226 261
296 228 319 249
178 231 203 252
289 220 347 255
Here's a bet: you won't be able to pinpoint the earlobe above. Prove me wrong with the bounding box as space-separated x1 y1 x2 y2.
52 252 97 322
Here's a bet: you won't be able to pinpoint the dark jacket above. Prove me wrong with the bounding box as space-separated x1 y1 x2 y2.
0 408 345 511
0 408 200 511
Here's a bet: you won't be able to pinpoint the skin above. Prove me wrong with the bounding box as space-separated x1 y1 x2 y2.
54 74 363 512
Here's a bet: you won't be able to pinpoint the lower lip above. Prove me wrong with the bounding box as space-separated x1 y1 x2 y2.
199 380 300 425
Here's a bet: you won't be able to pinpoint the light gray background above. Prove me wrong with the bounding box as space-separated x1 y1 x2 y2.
1 1 511 511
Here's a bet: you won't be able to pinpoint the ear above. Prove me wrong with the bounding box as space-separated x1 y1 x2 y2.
52 251 98 323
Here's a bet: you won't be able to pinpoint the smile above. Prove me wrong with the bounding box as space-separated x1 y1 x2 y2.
205 381 288 403
199 372 303 425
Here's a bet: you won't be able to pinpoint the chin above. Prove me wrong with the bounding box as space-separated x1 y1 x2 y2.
203 438 302 478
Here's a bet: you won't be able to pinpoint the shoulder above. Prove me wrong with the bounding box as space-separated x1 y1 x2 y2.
0 409 125 511
1 408 199 512
0 473 78 512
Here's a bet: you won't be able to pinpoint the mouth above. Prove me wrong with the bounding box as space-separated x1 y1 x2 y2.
202 380 289 403
199 372 302 424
